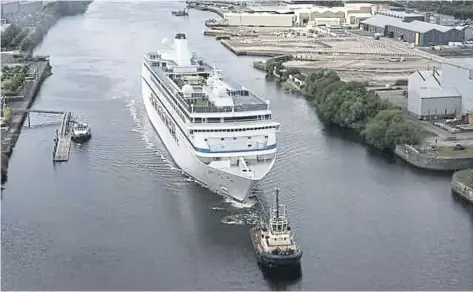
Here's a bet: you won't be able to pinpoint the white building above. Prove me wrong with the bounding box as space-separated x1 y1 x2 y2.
408 59 473 119
441 58 473 113
223 12 294 27
293 3 376 27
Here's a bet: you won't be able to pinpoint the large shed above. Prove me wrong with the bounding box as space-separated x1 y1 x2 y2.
361 14 464 46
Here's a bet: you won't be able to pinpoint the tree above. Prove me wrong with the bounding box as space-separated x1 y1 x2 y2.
362 109 421 151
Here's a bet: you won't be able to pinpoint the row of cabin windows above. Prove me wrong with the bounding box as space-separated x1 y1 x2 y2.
194 115 271 124
190 125 278 134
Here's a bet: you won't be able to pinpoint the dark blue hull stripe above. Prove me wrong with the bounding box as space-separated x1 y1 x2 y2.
142 75 277 154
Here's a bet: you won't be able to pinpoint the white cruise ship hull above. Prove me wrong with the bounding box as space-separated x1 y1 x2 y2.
141 79 267 201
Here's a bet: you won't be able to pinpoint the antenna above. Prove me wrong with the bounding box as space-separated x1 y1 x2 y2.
275 187 279 218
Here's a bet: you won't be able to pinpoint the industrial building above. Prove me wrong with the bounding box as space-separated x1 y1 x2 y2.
223 12 294 27
290 2 376 27
441 58 473 112
293 6 346 26
375 10 425 22
407 69 461 119
360 14 465 46
408 58 473 119
424 12 456 27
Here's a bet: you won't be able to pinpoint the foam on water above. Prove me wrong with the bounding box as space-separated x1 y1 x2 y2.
220 212 261 226
224 196 257 209
126 98 177 171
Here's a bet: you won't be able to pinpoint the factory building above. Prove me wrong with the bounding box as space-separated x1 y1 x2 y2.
345 2 378 26
293 2 376 27
408 58 473 119
407 69 461 119
425 12 456 27
375 10 425 22
441 59 473 112
360 14 464 46
223 12 294 27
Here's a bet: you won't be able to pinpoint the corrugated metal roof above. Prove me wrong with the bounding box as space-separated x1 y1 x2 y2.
414 70 442 88
416 87 461 99
377 10 424 18
361 14 459 33
361 14 402 28
443 58 473 70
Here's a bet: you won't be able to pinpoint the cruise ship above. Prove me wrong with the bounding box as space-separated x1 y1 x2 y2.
141 33 280 201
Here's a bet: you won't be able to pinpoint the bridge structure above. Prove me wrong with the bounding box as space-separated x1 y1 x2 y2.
25 109 75 162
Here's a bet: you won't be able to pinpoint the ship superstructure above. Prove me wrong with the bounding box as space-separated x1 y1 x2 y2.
141 33 280 201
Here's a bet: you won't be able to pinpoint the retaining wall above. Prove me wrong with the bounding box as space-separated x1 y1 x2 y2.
394 144 473 171
451 170 473 204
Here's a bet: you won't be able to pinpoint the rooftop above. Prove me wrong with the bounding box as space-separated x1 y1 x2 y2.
414 70 442 88
416 87 461 99
443 58 473 70
376 10 424 19
361 14 459 33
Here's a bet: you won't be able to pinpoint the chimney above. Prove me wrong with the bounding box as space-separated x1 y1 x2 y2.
174 33 192 67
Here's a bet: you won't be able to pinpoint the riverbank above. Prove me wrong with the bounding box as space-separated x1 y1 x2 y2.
451 169 473 204
252 56 473 171
1 1 92 186
1 1 93 53
1 58 52 165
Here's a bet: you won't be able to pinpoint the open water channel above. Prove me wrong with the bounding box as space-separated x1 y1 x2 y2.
2 1 473 290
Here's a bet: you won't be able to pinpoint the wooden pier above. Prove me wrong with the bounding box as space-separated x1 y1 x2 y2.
53 112 72 162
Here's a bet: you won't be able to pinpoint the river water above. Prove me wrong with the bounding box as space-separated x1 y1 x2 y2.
2 1 473 290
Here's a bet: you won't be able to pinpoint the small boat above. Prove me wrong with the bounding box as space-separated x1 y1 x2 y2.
249 187 303 269
71 122 92 143
171 10 188 16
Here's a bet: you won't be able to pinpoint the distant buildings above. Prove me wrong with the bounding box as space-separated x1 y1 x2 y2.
223 12 294 27
408 59 473 119
360 13 464 46
425 12 456 27
223 2 377 27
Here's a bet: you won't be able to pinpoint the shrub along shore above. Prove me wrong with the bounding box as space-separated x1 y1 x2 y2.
266 65 428 152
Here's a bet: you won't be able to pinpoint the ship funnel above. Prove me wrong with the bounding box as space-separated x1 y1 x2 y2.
174 33 192 66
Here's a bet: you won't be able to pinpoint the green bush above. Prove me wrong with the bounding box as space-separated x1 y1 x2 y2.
304 70 423 151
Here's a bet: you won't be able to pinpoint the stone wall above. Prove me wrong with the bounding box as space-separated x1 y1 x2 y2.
395 144 473 171
451 170 473 204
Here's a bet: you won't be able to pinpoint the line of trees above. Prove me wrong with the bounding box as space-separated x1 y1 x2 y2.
303 70 425 152
1 1 92 53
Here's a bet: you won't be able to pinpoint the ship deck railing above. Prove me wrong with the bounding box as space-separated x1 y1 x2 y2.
146 58 270 114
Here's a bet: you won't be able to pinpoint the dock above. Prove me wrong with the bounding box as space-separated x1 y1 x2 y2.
53 112 73 162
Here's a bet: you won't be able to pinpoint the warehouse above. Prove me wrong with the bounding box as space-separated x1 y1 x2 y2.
375 10 425 22
223 12 294 27
407 69 462 119
360 14 464 46
441 58 473 112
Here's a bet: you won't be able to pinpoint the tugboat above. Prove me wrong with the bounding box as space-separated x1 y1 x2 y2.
71 122 92 143
249 187 303 269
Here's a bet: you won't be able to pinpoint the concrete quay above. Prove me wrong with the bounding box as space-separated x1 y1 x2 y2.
451 169 473 204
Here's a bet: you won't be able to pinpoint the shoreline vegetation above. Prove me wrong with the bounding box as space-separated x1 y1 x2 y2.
264 61 429 153
1 1 92 185
1 1 92 54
